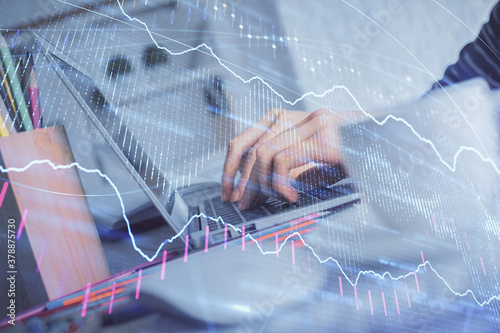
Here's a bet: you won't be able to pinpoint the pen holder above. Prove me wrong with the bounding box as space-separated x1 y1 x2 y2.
0 126 109 301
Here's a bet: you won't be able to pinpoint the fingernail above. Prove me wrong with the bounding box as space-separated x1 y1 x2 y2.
221 191 228 201
230 188 240 202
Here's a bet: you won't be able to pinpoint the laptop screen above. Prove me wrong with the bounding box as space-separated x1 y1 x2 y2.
32 31 224 235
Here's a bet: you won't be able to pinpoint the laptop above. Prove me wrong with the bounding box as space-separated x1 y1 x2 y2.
31 29 361 249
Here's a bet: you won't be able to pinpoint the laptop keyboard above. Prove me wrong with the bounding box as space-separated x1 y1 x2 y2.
205 182 356 228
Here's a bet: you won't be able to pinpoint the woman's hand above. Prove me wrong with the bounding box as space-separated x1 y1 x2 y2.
221 108 345 210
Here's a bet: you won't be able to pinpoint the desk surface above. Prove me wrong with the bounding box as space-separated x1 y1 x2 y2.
3 202 496 332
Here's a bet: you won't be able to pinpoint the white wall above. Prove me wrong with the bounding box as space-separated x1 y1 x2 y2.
275 0 498 111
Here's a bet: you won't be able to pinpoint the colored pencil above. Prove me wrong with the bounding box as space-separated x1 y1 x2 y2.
0 65 21 132
0 31 33 131
0 94 11 136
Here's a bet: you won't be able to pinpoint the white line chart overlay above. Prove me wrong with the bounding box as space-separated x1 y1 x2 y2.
1 159 499 308
10 0 499 312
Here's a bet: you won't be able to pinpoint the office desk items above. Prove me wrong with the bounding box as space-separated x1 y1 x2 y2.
106 56 133 78
0 126 110 301
0 65 21 132
142 45 169 67
0 31 33 131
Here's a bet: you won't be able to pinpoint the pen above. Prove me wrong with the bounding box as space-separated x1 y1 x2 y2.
27 53 42 129
16 56 25 92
